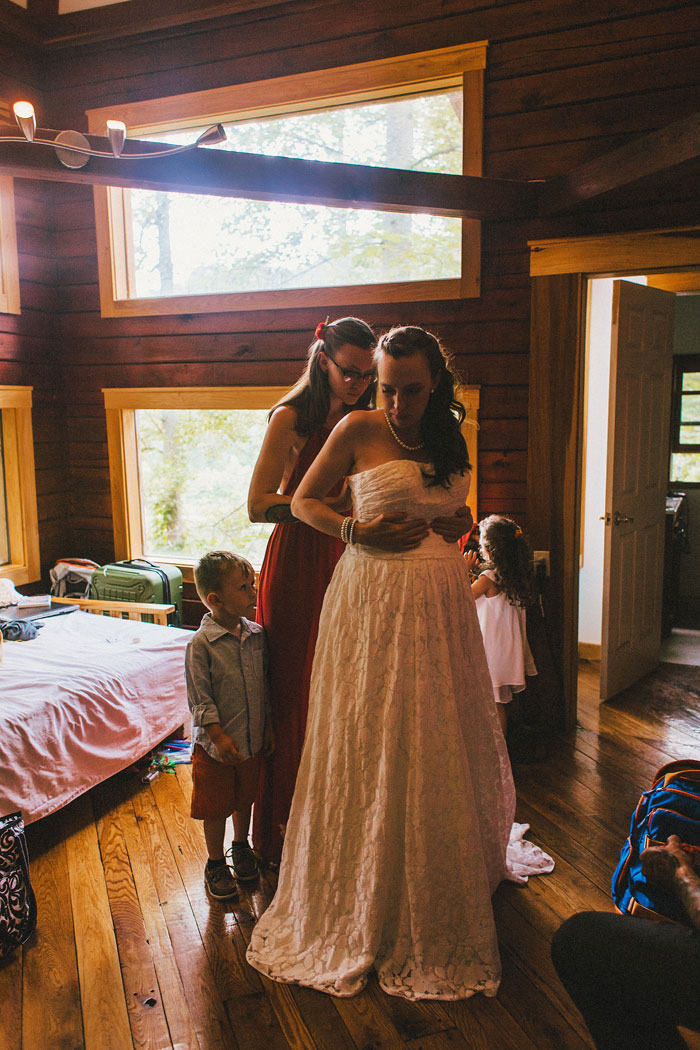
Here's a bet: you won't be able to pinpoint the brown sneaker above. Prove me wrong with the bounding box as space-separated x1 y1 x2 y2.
204 862 238 900
229 841 259 882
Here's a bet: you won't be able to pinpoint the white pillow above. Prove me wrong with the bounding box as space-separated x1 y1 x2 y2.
0 578 22 608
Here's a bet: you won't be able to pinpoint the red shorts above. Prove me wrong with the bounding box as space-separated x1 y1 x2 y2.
190 744 263 820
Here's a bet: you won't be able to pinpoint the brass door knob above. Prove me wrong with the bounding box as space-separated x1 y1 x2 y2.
613 511 633 525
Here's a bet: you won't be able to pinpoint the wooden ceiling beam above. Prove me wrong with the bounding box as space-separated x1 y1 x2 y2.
538 110 700 216
0 135 537 220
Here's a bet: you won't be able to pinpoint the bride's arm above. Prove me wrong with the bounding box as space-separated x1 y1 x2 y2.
291 415 361 538
292 417 429 551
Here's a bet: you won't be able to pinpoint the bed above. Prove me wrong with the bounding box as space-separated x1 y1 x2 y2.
0 602 190 823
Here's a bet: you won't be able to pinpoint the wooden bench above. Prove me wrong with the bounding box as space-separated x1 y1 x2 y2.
51 596 176 626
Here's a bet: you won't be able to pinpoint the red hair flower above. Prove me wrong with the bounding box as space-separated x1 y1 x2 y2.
514 527 523 538
315 316 330 341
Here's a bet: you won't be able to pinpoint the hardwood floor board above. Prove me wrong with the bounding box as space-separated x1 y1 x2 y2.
330 976 408 1050
495 946 593 1050
577 688 700 763
0 947 23 1050
149 772 263 1000
131 789 236 1050
366 978 451 1041
258 975 321 1050
20 810 83 1050
94 787 176 1050
284 983 358 1050
530 740 642 821
441 994 539 1050
567 721 662 787
493 894 592 1047
224 991 296 1050
514 797 617 896
63 795 133 1050
512 765 623 871
108 788 203 1050
404 1028 472 1049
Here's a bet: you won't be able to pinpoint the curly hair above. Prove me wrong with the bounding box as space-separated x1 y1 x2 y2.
479 515 535 607
273 316 376 437
375 326 469 488
194 550 254 604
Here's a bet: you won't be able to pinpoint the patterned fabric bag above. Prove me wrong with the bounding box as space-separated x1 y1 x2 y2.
0 811 37 959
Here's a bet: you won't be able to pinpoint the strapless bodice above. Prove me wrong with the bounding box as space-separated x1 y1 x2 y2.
346 459 471 559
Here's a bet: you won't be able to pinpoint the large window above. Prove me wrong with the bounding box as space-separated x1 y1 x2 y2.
0 177 20 316
89 43 486 317
104 387 285 574
104 384 480 577
0 386 40 584
670 355 700 484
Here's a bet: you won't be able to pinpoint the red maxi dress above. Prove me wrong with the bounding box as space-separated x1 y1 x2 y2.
253 426 344 863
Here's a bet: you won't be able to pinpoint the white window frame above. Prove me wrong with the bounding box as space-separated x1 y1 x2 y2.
0 386 40 584
104 384 480 580
88 42 486 318
0 177 20 316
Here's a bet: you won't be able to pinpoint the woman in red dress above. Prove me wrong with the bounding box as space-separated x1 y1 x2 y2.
247 317 377 863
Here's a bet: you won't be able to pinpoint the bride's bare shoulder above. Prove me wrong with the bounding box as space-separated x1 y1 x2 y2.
332 408 383 439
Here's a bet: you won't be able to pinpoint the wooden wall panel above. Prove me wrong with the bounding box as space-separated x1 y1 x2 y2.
0 68 72 583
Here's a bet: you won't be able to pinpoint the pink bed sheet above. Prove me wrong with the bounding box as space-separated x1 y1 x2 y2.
0 610 190 823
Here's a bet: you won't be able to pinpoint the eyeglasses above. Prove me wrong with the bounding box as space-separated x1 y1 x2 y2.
325 354 376 384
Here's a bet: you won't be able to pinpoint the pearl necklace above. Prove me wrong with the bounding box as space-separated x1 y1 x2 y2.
384 411 424 451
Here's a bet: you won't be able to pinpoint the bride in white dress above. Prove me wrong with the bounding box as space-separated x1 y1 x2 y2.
247 326 552 1001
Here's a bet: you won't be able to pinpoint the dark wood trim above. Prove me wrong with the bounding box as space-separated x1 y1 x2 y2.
539 110 700 215
527 273 586 732
0 137 537 220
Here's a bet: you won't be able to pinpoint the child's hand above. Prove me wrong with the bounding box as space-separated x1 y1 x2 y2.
213 731 241 765
465 550 480 574
263 722 276 756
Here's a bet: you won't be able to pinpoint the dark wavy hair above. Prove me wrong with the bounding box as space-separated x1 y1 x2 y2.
479 515 535 607
273 317 376 437
375 326 469 488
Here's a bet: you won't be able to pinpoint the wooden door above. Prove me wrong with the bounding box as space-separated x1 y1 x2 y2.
600 281 675 700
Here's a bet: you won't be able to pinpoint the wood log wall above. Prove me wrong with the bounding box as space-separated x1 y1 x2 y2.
2 0 700 625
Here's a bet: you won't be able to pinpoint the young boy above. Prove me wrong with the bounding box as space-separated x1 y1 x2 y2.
186 551 274 900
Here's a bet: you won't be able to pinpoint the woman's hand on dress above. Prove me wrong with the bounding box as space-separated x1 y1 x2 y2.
354 512 429 551
430 504 474 544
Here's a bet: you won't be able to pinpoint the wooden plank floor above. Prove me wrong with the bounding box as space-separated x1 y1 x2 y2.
3 659 700 1050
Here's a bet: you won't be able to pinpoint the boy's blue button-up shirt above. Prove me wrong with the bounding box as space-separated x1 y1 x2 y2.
185 612 271 762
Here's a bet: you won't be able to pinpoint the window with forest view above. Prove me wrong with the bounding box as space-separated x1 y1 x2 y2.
130 91 463 299
670 356 700 484
89 43 486 316
135 408 274 566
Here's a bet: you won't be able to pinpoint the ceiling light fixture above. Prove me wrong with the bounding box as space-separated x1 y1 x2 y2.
1 102 227 169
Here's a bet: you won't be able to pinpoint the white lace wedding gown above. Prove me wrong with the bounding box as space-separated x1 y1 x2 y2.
247 459 551 1000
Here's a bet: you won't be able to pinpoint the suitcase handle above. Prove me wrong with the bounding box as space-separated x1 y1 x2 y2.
113 560 172 608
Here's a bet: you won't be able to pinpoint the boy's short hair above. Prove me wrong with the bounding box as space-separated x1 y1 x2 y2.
194 551 254 605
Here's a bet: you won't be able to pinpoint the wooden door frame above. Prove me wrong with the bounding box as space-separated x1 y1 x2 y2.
527 227 700 731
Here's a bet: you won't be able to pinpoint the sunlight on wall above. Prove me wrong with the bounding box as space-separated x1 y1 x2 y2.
578 275 647 648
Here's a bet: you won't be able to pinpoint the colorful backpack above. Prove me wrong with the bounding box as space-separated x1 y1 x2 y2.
611 759 700 923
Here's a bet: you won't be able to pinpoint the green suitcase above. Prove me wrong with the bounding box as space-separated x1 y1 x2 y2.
91 559 183 625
